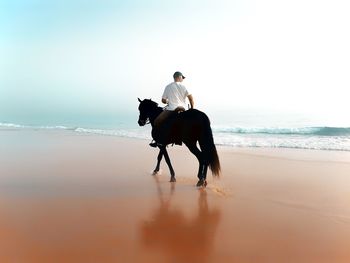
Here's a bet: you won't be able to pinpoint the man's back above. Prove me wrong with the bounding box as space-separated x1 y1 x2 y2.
162 82 189 111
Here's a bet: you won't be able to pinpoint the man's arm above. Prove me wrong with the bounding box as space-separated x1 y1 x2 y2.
187 94 194 109
162 86 168 104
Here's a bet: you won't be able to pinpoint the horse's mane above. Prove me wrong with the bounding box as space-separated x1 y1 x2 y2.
145 99 158 107
140 99 161 111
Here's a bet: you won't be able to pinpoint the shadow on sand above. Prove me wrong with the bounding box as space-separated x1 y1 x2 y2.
140 176 221 263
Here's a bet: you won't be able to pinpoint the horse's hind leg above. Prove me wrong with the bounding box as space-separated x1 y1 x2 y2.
199 164 209 187
153 150 163 175
161 146 176 182
186 143 207 187
201 163 209 180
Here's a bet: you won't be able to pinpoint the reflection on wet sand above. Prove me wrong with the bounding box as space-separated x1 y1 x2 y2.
140 177 221 263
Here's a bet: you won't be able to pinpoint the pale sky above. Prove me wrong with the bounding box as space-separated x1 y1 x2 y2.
1 0 349 124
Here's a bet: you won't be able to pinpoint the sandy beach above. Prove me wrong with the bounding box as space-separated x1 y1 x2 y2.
1 129 350 263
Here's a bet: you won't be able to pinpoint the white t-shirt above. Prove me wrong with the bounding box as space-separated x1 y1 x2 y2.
162 82 190 111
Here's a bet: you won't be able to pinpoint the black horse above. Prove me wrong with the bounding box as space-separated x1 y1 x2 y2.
137 98 220 187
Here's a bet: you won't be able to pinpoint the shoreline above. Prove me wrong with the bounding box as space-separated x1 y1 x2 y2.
1 125 350 152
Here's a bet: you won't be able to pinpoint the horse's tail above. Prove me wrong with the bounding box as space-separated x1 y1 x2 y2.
199 114 221 177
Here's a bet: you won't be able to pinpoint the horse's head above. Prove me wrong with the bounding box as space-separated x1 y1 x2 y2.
137 98 159 126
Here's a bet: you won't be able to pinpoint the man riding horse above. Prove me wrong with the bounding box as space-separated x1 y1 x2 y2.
149 71 194 148
138 71 220 187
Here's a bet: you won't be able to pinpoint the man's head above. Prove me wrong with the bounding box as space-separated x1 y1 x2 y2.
173 71 185 82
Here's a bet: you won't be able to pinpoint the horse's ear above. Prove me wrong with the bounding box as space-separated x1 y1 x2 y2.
138 98 142 102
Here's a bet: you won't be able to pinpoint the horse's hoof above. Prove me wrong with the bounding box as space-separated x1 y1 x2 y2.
196 179 207 187
170 177 176 182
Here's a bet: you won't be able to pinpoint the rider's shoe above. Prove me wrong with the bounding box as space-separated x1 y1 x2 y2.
149 141 158 147
149 140 164 148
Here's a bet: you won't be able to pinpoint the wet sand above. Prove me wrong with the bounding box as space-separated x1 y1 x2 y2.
1 130 350 262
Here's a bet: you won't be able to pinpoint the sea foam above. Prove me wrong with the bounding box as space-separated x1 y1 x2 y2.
1 122 349 151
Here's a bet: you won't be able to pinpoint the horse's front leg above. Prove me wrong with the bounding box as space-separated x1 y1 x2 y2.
152 149 163 175
160 146 176 182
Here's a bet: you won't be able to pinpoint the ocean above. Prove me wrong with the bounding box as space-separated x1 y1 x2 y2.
1 111 350 151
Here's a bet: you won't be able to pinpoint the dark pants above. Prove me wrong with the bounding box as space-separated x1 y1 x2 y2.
154 110 173 128
153 106 185 144
154 106 185 128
